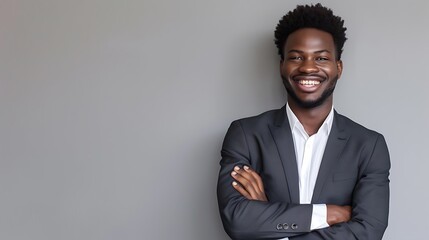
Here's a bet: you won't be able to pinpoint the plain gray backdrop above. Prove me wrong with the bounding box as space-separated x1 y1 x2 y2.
1 0 428 239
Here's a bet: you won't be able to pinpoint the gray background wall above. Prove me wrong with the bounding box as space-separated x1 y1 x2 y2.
1 0 428 239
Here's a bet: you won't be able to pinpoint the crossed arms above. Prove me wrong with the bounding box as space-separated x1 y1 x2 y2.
231 165 351 226
217 120 390 240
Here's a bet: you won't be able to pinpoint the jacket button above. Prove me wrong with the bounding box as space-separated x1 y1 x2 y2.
276 223 283 230
291 223 298 230
282 223 289 229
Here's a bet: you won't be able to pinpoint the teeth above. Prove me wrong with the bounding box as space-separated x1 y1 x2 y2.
299 80 320 86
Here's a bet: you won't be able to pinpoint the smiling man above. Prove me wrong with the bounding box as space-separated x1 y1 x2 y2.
217 4 390 240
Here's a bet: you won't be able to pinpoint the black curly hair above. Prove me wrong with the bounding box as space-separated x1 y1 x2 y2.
274 3 347 60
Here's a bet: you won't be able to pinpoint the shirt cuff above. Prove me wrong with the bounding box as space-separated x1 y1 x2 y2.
310 204 329 230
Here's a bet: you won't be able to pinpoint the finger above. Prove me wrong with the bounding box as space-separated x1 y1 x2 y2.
243 165 265 192
239 167 266 200
232 181 252 199
232 168 268 201
234 166 259 188
233 166 260 194
231 170 259 198
242 165 265 194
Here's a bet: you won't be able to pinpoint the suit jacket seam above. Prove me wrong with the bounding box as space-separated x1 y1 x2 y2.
236 120 252 163
361 133 381 174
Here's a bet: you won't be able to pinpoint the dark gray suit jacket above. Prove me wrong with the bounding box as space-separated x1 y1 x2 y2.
217 106 390 240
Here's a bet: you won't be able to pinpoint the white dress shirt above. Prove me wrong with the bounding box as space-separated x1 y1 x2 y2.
280 104 333 239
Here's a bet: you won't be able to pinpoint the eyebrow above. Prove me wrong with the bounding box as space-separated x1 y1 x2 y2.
287 49 332 54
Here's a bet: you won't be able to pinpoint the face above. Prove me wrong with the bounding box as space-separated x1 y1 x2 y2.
280 28 343 109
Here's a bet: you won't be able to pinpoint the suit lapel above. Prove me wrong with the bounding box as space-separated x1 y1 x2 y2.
311 111 350 203
268 106 300 203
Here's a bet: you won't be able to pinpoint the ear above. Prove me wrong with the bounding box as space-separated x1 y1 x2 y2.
336 60 343 79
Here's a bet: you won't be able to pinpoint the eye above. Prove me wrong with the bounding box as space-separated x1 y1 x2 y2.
288 56 303 61
316 57 329 61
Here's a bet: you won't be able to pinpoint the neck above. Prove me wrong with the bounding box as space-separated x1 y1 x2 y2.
288 98 333 136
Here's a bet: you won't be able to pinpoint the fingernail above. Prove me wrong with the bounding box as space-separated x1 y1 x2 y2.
234 166 240 171
232 181 238 186
231 171 237 176
244 166 249 170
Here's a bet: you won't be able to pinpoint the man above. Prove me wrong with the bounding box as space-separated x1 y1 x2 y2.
217 3 390 240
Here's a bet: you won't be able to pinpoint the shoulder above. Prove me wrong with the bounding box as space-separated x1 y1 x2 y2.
231 108 283 130
222 108 283 149
335 111 385 141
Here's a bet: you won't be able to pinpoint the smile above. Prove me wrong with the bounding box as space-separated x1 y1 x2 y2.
298 80 321 86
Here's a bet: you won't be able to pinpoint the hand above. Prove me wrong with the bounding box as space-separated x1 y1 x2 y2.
231 165 268 201
326 205 352 226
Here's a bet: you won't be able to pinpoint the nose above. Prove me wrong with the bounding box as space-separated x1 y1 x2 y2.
298 60 319 73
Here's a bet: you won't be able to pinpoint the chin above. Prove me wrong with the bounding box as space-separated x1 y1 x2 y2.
286 87 335 109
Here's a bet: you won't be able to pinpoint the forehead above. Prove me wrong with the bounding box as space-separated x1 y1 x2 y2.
284 28 336 54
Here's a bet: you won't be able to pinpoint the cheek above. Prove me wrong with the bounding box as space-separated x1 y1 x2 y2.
281 64 295 77
321 65 338 76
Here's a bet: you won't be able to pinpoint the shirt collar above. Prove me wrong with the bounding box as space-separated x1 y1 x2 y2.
286 103 334 137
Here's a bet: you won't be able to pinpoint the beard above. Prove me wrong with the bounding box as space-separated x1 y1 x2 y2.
282 75 338 109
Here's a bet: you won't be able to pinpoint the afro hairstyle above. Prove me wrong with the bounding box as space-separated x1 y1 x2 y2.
274 3 347 60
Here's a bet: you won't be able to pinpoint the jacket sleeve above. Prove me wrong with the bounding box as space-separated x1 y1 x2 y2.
217 121 314 239
290 134 391 240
